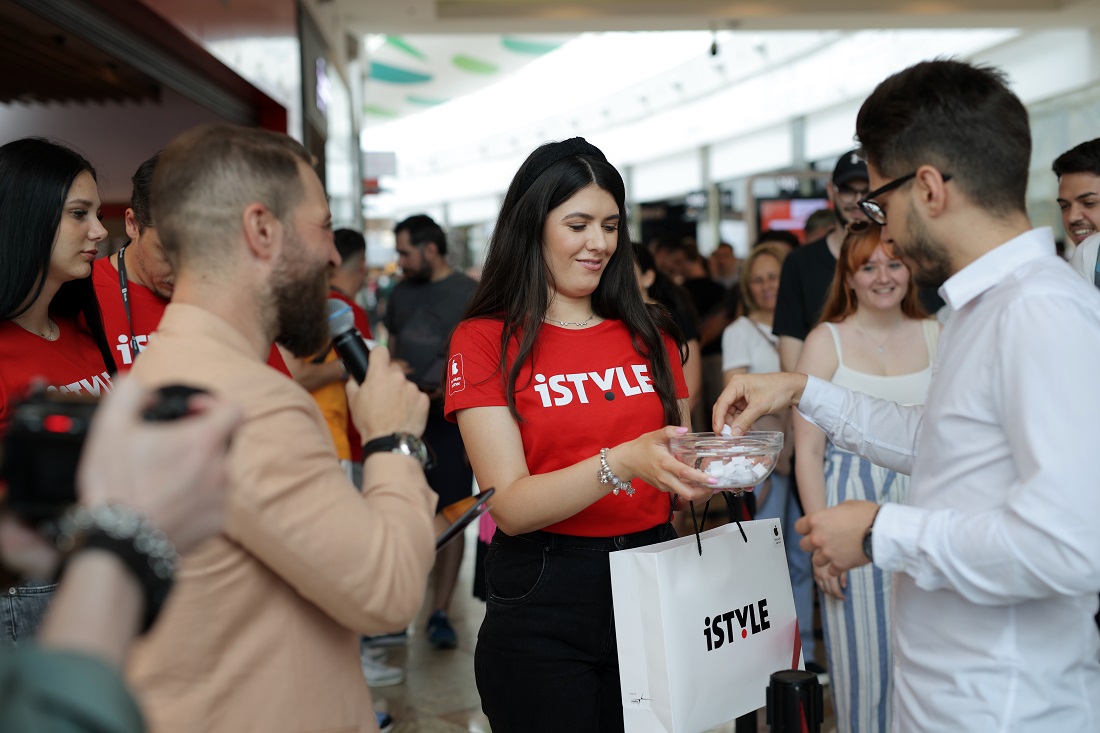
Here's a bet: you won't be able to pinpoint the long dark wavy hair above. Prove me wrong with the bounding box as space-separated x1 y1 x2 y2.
462 141 687 425
0 138 115 374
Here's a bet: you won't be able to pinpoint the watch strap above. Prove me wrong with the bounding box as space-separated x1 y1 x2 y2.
362 432 433 471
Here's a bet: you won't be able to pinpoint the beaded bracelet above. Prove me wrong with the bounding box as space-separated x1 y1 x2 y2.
54 505 179 634
597 448 635 497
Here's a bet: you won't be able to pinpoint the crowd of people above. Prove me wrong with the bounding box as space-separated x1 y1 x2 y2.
2 56 1099 733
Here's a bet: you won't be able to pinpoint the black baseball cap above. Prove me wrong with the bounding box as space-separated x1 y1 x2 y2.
832 149 868 186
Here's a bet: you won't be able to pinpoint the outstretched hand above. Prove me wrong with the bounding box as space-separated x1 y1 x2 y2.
712 372 808 436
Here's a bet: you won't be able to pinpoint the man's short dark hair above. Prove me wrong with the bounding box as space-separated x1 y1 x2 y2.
130 151 161 231
394 214 447 255
1052 139 1100 179
856 59 1030 217
334 228 365 264
754 229 800 249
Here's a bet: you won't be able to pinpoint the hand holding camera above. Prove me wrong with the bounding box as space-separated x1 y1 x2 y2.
0 378 243 581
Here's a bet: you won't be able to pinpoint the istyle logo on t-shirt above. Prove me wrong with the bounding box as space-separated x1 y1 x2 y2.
532 364 654 408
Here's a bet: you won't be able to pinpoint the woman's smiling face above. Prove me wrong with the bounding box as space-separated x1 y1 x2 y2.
542 183 620 299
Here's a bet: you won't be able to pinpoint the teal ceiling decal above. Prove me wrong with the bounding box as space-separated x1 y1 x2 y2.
453 54 498 74
385 35 427 61
369 61 432 84
502 37 562 55
364 104 399 118
407 95 448 106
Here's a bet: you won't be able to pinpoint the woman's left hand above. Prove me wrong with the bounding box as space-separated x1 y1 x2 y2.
618 426 718 503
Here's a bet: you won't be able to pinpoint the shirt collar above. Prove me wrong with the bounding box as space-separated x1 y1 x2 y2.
939 227 1056 311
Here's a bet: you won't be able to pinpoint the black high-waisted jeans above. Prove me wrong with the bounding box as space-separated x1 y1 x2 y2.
474 523 676 733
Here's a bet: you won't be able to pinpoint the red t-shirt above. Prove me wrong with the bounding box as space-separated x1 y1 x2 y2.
92 256 291 377
328 288 372 462
0 316 113 436
444 318 687 537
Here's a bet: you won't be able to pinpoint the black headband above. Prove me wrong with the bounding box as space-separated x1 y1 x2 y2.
517 137 608 198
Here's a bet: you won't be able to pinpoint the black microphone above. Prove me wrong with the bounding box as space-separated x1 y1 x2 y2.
326 298 374 384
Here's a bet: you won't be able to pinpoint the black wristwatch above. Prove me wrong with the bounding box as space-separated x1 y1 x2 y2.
862 527 874 562
362 432 434 471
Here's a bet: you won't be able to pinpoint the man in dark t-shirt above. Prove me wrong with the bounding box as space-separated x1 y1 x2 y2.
773 150 870 372
385 214 477 651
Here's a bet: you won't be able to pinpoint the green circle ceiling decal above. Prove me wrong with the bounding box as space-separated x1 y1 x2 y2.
453 55 498 74
385 36 427 61
407 95 448 106
364 104 399 118
501 37 562 55
369 61 432 84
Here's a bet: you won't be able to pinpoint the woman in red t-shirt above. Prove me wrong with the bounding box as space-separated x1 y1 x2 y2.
0 138 117 647
444 138 717 733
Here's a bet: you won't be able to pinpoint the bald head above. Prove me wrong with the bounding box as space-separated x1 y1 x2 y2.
151 124 313 270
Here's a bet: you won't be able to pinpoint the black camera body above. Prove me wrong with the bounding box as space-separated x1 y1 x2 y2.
1 385 207 523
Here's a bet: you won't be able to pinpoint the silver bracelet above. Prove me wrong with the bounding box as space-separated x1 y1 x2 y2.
54 505 180 581
598 448 635 497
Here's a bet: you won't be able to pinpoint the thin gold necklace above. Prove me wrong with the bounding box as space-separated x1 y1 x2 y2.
16 316 57 341
854 315 901 354
545 313 595 328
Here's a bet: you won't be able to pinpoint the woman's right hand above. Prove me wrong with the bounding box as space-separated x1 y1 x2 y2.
614 427 718 504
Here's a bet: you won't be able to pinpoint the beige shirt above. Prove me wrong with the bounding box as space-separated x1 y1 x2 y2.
126 304 436 733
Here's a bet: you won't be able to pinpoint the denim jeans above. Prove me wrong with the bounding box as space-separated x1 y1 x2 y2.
1 582 57 648
475 524 676 733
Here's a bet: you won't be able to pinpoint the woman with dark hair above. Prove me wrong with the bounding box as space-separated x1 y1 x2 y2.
633 242 702 411
444 138 715 732
0 137 116 647
793 221 939 733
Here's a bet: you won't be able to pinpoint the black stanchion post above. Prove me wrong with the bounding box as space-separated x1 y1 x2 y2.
766 669 822 733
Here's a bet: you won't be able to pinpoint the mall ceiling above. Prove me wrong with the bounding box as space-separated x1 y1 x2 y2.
0 0 160 104
346 0 1100 33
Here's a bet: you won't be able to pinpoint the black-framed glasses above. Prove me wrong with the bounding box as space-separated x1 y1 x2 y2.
858 171 953 225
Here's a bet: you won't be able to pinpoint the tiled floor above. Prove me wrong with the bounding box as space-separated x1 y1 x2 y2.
371 528 835 733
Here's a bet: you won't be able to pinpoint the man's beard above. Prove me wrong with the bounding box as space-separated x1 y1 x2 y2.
402 260 432 284
271 252 331 358
900 210 953 290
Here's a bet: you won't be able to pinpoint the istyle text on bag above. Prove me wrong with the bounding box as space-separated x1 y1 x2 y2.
702 598 770 651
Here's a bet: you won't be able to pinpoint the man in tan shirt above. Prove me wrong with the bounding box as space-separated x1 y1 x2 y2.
126 124 437 732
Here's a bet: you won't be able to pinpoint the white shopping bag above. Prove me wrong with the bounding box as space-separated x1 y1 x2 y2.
610 519 802 733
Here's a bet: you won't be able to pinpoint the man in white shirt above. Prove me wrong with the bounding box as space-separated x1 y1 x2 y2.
1052 138 1100 288
714 59 1100 732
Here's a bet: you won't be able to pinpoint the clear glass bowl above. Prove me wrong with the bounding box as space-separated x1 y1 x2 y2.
670 431 784 493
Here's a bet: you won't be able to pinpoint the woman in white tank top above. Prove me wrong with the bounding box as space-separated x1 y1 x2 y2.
793 221 940 733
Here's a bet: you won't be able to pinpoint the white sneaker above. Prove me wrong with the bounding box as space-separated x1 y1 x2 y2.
361 652 405 688
359 638 389 663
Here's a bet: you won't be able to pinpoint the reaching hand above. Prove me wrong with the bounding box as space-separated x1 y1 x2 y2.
712 372 808 436
78 377 243 554
346 345 429 441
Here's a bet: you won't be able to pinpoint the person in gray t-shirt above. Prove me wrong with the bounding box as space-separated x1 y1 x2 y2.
385 214 478 649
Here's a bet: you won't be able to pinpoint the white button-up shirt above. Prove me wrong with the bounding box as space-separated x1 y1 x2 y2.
798 228 1100 732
